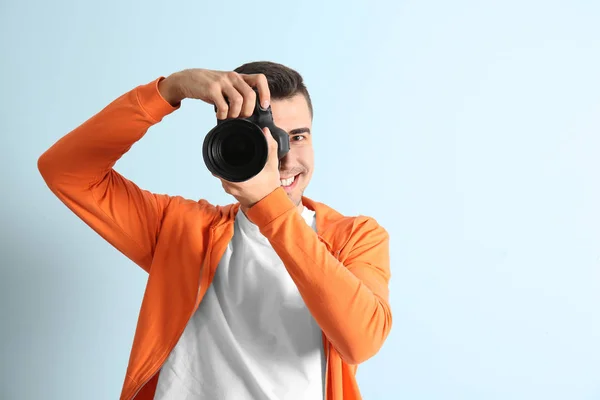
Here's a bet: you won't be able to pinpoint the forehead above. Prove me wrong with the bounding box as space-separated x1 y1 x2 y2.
270 94 312 131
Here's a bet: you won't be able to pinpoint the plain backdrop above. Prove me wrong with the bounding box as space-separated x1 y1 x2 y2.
1 0 600 399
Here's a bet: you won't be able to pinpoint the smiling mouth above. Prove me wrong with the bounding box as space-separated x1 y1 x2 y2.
280 174 299 188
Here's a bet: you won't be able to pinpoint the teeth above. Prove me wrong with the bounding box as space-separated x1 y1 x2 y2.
280 176 295 187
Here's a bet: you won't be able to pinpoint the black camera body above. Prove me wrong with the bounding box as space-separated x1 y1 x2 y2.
202 93 290 182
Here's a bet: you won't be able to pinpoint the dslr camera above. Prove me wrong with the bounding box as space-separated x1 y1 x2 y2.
202 91 289 182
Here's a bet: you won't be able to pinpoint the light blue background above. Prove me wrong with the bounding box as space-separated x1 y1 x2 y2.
1 0 599 399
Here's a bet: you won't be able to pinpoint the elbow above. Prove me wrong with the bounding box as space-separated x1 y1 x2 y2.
338 333 389 365
337 305 393 365
38 149 64 190
339 345 379 366
37 151 54 184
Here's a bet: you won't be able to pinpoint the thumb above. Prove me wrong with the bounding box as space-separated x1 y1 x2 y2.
263 127 279 157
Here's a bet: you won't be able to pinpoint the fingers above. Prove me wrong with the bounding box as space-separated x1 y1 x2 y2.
210 85 229 120
263 127 279 162
208 71 270 120
230 74 256 118
241 73 271 109
217 72 263 119
221 80 244 119
178 69 271 119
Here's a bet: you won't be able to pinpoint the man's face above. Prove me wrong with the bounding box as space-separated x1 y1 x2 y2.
270 94 314 207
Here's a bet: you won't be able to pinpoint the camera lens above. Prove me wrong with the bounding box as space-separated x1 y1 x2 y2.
203 119 269 182
219 132 255 167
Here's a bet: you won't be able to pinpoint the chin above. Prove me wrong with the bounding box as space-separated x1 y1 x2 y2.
280 172 310 207
286 189 305 208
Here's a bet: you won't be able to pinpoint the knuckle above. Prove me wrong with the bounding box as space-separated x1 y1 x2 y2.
256 73 267 84
226 71 240 81
230 95 243 106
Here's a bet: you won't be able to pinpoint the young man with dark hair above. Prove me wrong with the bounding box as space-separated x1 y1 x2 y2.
38 61 392 400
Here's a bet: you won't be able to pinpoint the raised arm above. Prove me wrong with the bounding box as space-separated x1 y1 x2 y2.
38 69 273 272
38 77 180 272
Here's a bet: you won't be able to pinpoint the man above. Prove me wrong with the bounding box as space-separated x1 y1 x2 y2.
38 61 392 400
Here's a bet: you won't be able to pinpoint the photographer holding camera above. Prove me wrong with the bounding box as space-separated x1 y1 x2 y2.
38 62 392 400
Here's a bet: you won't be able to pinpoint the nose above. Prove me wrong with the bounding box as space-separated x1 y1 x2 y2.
279 147 296 167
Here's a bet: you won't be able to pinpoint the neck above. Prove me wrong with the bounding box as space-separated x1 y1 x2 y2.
295 201 305 214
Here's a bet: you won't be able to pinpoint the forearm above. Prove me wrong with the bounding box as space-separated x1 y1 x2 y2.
247 188 392 364
37 77 180 272
38 77 178 188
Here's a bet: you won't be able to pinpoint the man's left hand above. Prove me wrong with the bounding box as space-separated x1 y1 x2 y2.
217 127 282 212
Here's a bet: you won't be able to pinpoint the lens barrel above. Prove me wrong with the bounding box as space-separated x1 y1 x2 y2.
203 90 290 182
202 119 269 183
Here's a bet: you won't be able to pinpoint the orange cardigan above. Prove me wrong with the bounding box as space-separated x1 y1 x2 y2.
37 78 393 400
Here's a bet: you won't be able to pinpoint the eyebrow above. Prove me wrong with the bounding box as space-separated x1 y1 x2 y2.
288 127 311 135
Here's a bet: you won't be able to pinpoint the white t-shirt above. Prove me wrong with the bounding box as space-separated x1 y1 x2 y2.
154 206 326 399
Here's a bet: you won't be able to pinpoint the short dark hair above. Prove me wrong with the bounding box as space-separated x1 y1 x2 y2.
234 61 313 117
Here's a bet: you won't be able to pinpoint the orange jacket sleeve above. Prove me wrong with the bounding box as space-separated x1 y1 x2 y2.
37 78 179 272
246 188 393 365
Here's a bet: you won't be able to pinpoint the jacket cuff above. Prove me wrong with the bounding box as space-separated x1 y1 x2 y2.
246 187 296 228
136 77 180 123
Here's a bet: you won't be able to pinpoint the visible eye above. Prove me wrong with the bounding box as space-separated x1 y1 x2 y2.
291 135 305 142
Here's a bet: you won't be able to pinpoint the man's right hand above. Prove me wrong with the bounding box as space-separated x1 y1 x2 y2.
158 69 271 120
